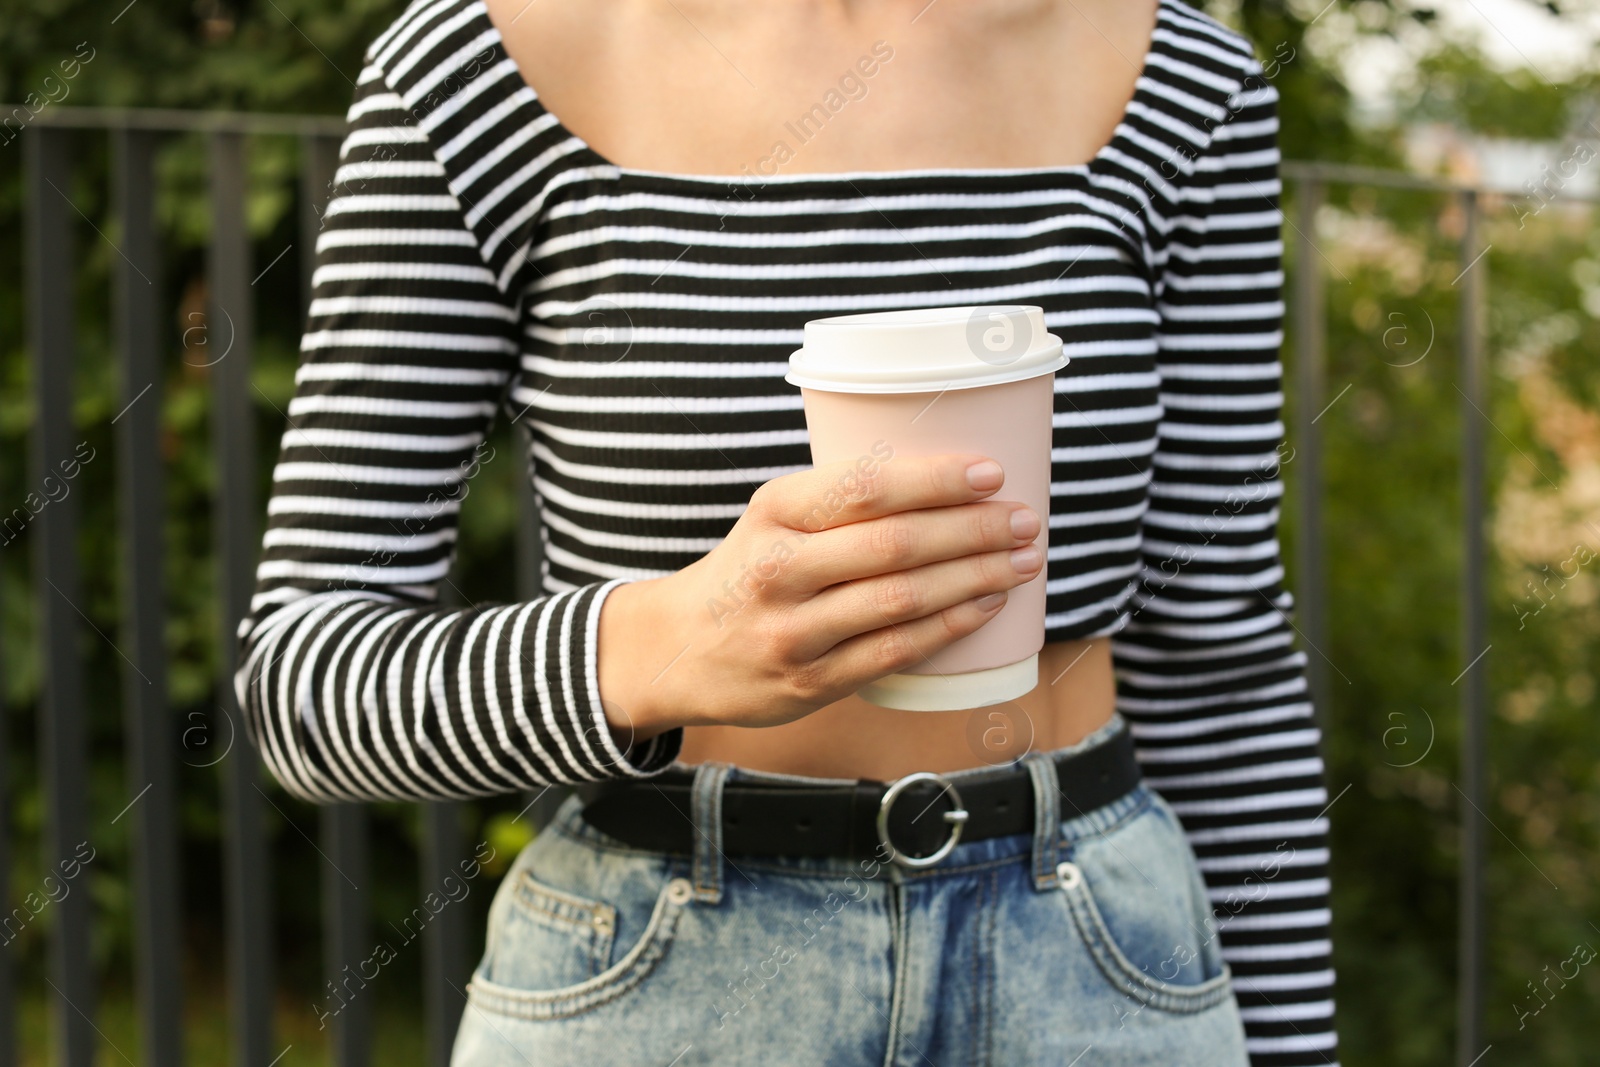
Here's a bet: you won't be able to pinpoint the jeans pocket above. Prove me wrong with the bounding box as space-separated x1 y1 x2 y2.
1055 797 1234 1015
489 869 620 989
468 861 695 1021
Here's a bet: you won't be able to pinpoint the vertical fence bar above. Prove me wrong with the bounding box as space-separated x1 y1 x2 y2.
24 125 96 1067
111 127 185 1067
301 130 375 1067
0 133 23 1061
0 617 10 1067
1291 177 1329 725
320 811 371 1063
0 628 10 1067
209 129 275 1067
421 803 472 1067
1456 190 1488 1067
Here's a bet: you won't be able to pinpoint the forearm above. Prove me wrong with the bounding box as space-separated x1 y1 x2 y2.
238 582 687 803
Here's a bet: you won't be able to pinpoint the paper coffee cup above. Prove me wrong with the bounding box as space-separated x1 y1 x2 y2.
786 305 1066 711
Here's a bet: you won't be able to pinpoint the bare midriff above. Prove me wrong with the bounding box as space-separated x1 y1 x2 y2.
675 637 1115 780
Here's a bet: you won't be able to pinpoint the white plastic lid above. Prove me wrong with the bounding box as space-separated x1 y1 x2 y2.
786 305 1067 394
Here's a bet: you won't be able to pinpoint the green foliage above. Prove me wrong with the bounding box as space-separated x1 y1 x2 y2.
1278 167 1600 1065
1406 44 1590 140
2 1 1598 1064
0 0 392 115
0 6 529 1058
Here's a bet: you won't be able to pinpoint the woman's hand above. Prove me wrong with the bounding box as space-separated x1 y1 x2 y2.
597 452 1043 745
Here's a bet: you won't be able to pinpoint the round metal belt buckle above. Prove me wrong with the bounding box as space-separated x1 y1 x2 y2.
876 771 969 870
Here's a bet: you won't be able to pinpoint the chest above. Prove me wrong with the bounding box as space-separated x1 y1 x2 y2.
487 0 1158 176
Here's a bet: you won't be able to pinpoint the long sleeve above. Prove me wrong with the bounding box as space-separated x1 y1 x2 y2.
234 56 682 804
1112 73 1339 1065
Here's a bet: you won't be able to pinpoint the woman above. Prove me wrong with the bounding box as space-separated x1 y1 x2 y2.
237 0 1338 1063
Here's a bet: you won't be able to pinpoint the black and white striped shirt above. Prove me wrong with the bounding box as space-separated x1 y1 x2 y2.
235 0 1336 1061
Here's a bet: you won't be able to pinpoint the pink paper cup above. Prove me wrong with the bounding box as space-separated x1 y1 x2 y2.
786 305 1066 711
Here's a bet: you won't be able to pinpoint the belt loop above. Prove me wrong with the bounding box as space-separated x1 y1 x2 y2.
689 761 734 905
1023 751 1062 891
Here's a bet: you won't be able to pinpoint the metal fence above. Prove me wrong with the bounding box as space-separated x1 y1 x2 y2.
1283 159 1490 1067
3 106 1574 1067
11 106 564 1067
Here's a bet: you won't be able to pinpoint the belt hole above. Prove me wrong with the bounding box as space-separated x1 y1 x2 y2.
996 799 1009 812
797 817 811 831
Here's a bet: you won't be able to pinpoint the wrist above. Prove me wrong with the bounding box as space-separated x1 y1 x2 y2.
596 575 686 746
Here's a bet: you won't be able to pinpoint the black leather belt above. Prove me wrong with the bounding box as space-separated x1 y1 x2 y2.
574 723 1140 869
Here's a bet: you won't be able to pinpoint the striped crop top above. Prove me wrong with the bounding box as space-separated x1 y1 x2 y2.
234 0 1337 1061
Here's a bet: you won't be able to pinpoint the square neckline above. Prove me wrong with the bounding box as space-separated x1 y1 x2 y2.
468 0 1180 188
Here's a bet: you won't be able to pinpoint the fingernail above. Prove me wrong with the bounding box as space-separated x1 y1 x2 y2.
974 591 1007 611
966 460 1003 491
1009 506 1040 540
1010 544 1042 574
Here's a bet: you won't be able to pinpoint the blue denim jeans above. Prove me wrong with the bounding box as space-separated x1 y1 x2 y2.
452 716 1249 1066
